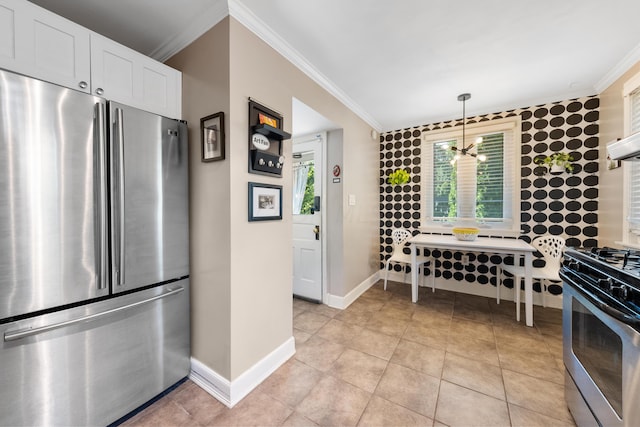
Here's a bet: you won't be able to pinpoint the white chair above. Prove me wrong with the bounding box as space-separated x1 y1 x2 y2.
498 235 565 321
384 228 434 292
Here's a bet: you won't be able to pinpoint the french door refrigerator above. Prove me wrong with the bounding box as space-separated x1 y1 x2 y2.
0 69 190 426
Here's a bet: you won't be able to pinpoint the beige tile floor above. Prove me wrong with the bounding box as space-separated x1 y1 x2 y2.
122 280 575 426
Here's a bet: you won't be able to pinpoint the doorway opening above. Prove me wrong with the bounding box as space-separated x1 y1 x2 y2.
291 98 336 303
292 135 323 302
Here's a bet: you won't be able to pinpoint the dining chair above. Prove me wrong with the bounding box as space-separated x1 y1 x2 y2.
498 235 565 321
383 228 434 292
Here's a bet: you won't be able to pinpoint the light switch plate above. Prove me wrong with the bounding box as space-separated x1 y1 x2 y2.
348 194 356 206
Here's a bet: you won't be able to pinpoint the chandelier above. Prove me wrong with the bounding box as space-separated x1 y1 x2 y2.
447 93 486 165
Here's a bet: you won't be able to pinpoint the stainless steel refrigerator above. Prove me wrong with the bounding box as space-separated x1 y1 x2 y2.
0 69 190 426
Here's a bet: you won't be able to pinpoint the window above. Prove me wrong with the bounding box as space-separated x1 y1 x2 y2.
422 117 520 236
622 72 640 246
293 162 315 215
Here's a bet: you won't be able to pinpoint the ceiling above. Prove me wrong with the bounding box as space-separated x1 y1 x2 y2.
28 0 640 133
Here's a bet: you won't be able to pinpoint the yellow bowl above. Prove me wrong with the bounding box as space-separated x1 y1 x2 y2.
452 227 479 241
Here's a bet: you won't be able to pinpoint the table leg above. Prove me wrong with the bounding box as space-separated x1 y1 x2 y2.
411 243 418 303
524 251 533 327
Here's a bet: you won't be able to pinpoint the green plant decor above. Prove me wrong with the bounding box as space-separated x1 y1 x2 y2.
388 169 410 186
535 152 574 172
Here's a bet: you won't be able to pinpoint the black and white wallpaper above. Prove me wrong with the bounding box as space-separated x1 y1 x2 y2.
380 96 600 296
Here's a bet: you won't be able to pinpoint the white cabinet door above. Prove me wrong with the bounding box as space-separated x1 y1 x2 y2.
140 55 181 119
90 33 140 102
0 0 180 118
0 0 22 69
91 33 180 118
0 0 90 92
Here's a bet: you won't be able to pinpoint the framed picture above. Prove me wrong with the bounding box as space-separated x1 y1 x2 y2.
201 112 225 162
248 182 282 221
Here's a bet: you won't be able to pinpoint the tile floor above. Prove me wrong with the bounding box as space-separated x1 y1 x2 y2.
122 280 575 426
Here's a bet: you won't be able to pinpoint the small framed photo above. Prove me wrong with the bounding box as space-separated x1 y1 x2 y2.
201 112 225 162
248 182 282 221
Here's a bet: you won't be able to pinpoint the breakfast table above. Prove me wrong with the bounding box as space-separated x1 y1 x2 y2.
409 234 537 326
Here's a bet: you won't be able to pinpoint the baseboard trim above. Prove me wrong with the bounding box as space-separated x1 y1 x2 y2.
189 336 295 408
326 271 380 309
381 270 563 309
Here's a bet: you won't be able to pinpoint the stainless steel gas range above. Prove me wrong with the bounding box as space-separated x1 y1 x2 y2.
560 247 640 427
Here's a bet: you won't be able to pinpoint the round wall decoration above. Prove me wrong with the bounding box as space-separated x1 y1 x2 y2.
251 133 270 150
333 165 341 177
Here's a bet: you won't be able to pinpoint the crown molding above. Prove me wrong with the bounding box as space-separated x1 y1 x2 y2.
150 0 229 62
228 0 382 131
148 0 381 130
595 41 640 94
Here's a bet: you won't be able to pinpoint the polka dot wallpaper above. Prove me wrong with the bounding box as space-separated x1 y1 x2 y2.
380 96 599 296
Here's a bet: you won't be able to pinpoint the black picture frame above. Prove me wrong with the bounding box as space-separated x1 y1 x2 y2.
248 182 283 221
201 112 225 162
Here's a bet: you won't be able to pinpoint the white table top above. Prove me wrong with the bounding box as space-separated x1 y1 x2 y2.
408 234 535 253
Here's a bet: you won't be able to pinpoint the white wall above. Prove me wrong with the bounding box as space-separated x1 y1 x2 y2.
598 60 640 246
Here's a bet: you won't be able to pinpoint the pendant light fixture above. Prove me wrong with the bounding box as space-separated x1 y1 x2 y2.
448 93 486 165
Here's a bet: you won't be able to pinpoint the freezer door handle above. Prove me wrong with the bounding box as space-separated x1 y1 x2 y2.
113 107 126 287
4 286 184 342
95 102 108 290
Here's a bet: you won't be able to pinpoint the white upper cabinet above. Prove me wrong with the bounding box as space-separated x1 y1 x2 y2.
0 0 181 119
0 0 91 92
91 33 180 119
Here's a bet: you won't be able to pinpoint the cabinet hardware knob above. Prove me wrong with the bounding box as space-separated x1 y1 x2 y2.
95 88 104 96
78 81 88 89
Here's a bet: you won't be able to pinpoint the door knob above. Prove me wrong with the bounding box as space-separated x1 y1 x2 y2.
313 225 320 240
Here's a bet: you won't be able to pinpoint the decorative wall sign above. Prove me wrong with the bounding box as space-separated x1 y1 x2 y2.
201 112 225 162
248 182 283 221
252 133 271 150
248 99 291 177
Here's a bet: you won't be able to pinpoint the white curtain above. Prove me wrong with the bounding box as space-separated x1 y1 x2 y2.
292 164 309 214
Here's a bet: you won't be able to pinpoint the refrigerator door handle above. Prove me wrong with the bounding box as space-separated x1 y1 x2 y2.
4 286 185 342
113 107 126 287
95 102 108 290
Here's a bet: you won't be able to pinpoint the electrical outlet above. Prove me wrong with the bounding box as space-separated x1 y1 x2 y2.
461 255 469 266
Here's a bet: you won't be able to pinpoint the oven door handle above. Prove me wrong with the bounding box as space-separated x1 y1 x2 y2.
562 271 640 328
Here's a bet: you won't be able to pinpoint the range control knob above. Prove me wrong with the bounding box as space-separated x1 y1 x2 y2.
597 278 613 291
611 285 629 300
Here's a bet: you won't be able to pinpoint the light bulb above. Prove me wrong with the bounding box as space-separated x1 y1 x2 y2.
477 154 487 162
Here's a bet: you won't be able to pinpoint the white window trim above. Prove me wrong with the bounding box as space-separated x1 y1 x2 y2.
419 116 521 237
620 71 640 247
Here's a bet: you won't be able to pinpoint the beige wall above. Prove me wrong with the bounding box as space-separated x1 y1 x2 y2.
598 60 640 247
227 18 378 379
166 19 232 378
168 17 379 381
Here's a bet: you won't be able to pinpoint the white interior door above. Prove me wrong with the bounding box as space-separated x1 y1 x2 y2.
292 136 323 302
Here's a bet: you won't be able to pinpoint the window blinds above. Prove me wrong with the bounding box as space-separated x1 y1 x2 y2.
432 140 456 218
628 89 640 229
477 133 506 220
426 129 515 223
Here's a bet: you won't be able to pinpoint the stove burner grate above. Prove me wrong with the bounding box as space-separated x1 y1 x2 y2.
589 247 640 272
